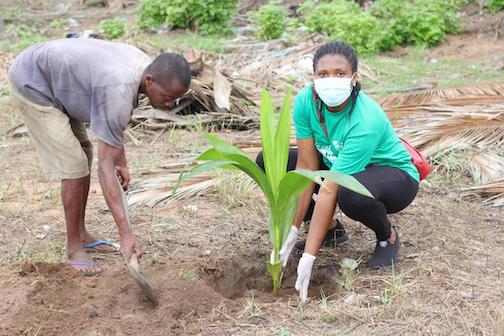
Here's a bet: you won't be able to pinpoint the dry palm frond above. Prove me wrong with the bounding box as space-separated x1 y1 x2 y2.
398 104 504 157
470 153 504 185
462 180 504 207
217 34 378 105
128 175 215 207
380 82 504 122
380 81 504 109
130 61 257 131
126 142 264 208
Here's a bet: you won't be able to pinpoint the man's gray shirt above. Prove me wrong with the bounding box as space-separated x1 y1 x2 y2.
8 38 152 148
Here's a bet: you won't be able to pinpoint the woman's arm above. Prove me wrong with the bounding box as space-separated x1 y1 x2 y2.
292 138 320 229
304 179 339 256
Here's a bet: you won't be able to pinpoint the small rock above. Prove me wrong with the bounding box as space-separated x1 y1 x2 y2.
429 58 438 64
459 289 479 300
341 258 359 270
343 293 365 306
67 18 79 27
88 308 98 318
471 259 487 268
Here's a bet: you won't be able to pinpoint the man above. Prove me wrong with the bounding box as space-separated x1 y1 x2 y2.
8 38 191 274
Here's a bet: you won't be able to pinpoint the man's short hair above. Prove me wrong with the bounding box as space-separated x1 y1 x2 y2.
145 53 191 88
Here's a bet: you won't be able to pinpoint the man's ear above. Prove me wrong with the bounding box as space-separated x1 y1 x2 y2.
145 74 154 86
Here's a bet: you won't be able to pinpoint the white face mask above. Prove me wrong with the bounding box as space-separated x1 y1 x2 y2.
314 77 353 107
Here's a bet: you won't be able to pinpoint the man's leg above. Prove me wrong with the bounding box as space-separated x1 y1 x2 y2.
61 176 98 270
70 125 116 253
10 87 100 273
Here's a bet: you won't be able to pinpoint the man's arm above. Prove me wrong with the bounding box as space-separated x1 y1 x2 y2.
116 144 130 189
97 140 141 259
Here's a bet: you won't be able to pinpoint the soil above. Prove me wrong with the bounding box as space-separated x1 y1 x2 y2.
1 2 504 336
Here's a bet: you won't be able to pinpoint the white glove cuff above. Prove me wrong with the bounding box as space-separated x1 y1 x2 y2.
302 252 316 261
291 225 299 234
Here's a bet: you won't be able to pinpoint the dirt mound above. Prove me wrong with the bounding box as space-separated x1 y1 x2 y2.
0 251 346 336
0 261 225 336
202 251 341 300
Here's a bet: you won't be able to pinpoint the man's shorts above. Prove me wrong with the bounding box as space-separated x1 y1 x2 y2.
9 85 92 180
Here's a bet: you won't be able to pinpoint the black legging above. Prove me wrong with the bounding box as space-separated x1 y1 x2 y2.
256 148 419 241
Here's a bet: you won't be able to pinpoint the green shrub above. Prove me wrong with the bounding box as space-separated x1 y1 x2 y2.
371 0 461 48
486 0 504 12
138 0 169 29
252 2 286 40
304 1 385 55
297 0 316 18
101 18 126 39
137 0 238 36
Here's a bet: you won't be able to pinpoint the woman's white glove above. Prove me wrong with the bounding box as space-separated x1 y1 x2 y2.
271 225 299 266
295 252 316 302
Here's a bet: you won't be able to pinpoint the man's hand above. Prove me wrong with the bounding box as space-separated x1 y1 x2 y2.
115 145 129 190
120 232 142 260
295 252 316 302
116 165 130 190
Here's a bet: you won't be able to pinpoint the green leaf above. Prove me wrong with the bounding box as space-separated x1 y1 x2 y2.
267 260 283 296
294 170 374 198
273 88 292 193
178 160 237 183
275 171 314 210
201 133 275 204
259 90 278 194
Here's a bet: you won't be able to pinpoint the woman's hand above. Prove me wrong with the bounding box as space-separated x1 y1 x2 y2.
295 252 316 301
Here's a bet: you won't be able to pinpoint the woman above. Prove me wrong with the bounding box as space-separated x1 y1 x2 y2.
258 41 419 301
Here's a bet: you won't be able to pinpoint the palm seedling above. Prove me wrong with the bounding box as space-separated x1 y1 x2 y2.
177 90 373 296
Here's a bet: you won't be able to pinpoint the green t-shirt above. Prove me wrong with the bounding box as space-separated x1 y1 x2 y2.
293 84 419 182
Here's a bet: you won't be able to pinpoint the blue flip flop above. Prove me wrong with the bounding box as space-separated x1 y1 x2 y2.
83 240 119 253
67 259 102 276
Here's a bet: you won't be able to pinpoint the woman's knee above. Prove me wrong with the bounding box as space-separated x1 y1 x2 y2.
255 151 265 170
255 148 298 172
338 187 371 218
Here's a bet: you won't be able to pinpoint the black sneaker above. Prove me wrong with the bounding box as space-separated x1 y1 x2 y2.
368 227 400 269
294 219 349 251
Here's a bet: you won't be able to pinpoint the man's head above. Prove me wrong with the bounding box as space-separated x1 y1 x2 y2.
142 53 191 110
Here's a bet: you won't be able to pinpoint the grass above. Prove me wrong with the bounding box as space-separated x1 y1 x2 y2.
428 150 473 188
149 33 228 54
212 171 257 209
363 46 504 96
386 266 407 296
241 295 264 319
272 327 291 336
179 266 199 279
0 23 47 53
336 257 362 291
21 240 63 263
380 288 392 314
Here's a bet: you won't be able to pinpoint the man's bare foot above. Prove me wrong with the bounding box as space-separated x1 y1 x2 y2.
67 249 103 276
